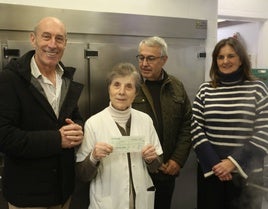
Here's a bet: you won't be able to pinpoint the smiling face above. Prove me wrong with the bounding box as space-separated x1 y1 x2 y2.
30 17 67 71
217 44 242 74
109 75 137 111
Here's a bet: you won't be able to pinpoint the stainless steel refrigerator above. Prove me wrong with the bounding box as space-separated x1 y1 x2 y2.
0 3 207 209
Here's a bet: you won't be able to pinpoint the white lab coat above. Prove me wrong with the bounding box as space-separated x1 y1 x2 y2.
76 107 163 209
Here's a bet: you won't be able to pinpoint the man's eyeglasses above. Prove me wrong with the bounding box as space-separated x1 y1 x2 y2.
136 55 163 63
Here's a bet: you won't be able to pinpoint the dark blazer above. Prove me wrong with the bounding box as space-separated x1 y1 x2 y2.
0 50 84 207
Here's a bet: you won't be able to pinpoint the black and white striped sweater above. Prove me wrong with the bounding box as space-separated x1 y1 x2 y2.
191 80 268 178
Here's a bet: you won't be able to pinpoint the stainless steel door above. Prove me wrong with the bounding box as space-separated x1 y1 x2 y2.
0 37 205 209
1 40 90 119
87 42 137 115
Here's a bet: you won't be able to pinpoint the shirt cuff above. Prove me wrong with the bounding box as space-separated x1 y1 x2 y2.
90 152 100 165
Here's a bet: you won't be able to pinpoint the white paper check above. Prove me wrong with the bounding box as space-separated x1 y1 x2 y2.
110 136 145 153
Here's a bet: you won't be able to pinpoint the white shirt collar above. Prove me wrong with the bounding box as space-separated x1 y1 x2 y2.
30 56 64 79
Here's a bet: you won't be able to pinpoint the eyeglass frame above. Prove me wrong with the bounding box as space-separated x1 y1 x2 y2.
136 55 164 63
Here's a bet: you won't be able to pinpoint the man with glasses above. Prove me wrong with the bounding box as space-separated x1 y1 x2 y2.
132 36 192 209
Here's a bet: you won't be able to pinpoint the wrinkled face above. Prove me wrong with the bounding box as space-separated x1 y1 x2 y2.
30 18 67 70
109 75 137 111
138 44 167 81
217 45 242 74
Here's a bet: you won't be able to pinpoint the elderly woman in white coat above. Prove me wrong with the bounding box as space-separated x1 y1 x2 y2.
76 62 163 209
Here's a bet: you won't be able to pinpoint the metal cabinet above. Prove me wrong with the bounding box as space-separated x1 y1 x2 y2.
0 3 207 209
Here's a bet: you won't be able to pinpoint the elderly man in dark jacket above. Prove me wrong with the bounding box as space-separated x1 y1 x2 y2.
133 36 192 209
0 17 83 209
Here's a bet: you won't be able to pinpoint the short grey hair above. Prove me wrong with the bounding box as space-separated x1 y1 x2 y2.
107 62 141 91
138 36 168 56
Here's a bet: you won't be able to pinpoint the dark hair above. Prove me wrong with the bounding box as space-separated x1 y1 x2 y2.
106 62 141 91
210 37 254 87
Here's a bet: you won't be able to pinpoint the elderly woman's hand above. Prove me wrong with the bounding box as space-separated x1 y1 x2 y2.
92 142 113 161
142 144 158 164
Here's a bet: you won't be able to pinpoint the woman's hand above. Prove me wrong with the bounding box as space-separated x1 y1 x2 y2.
142 144 158 163
92 142 113 161
212 159 236 181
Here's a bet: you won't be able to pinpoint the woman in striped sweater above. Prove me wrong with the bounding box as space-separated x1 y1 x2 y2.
191 37 268 209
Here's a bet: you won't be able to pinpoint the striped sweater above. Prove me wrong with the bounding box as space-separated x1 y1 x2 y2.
191 80 268 178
